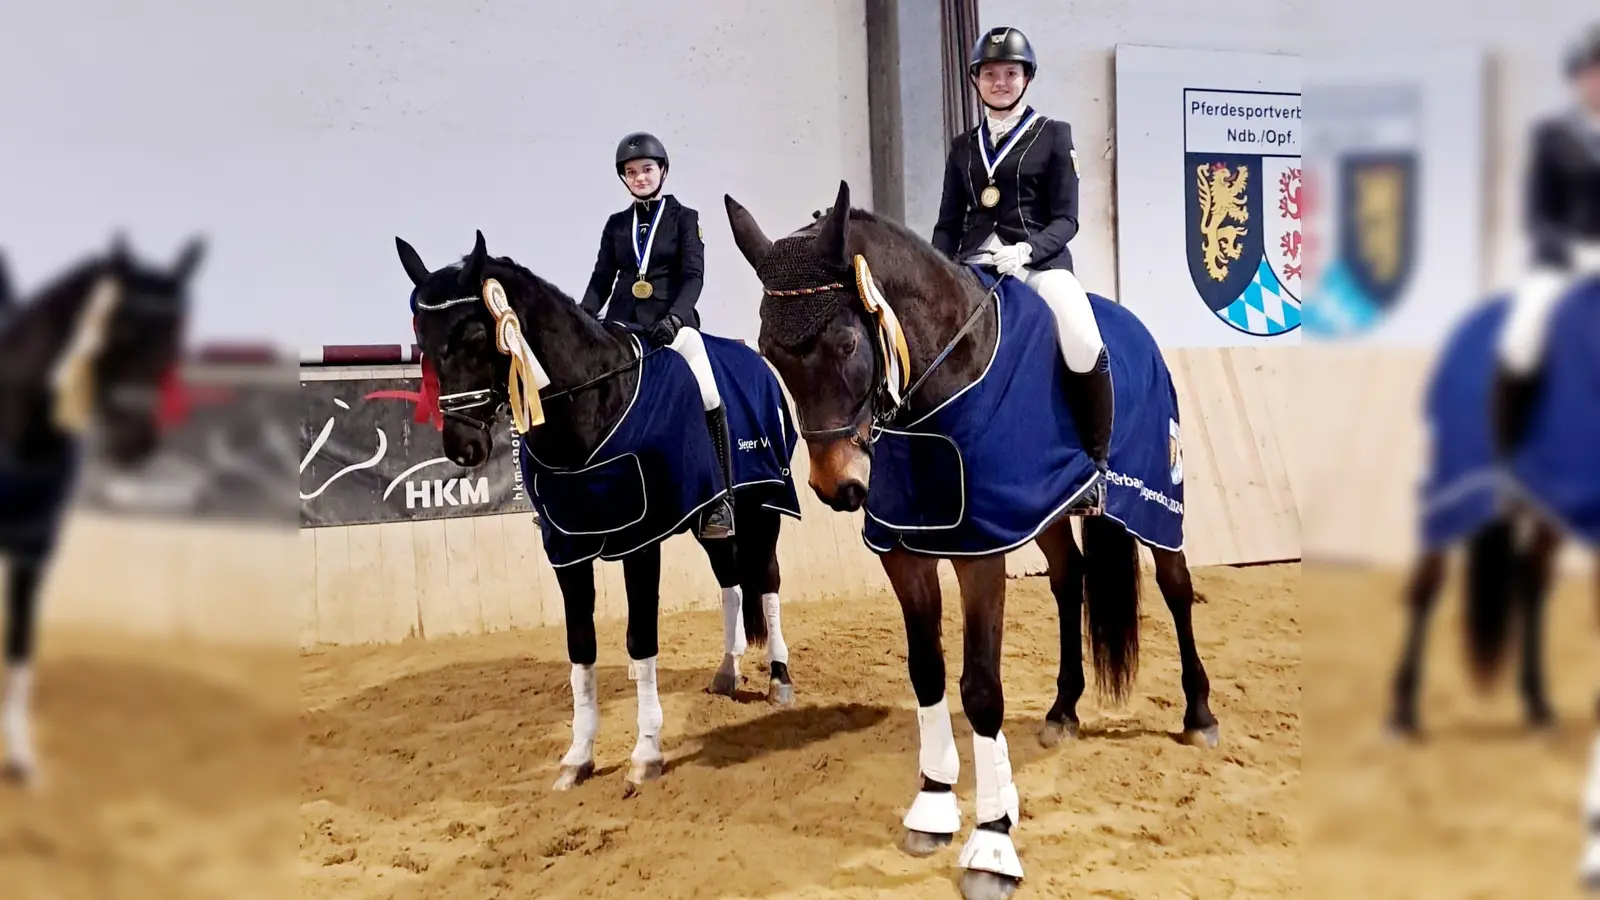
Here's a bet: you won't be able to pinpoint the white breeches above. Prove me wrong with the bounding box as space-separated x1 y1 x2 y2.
668 326 721 411
1498 242 1600 375
1020 267 1106 374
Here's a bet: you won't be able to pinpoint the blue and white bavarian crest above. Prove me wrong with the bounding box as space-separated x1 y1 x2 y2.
1183 89 1303 337
1304 85 1420 338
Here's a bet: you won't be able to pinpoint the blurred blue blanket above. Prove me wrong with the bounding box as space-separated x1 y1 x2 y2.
1421 277 1600 547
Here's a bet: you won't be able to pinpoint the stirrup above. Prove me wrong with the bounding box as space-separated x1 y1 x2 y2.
1065 470 1107 517
700 497 736 539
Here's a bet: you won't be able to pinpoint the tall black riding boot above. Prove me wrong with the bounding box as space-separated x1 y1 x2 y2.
1490 363 1543 461
1063 349 1115 515
700 406 736 539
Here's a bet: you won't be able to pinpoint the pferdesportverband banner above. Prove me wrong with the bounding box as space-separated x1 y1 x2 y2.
1115 45 1304 347
298 375 531 528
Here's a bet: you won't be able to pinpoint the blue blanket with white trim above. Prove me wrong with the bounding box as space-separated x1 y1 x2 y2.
1421 277 1600 548
521 334 800 566
862 268 1184 556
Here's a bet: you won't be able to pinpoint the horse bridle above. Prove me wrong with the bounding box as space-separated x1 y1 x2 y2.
95 287 186 421
774 272 1001 448
415 291 662 436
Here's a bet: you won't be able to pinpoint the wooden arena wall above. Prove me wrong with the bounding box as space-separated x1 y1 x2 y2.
34 347 1300 650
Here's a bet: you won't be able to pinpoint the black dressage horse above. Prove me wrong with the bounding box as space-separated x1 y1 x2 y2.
725 182 1218 900
0 237 200 785
1387 503 1572 738
396 231 798 795
1381 276 1600 887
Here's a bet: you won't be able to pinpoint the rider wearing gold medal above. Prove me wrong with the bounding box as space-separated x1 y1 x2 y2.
933 26 1113 512
580 131 737 539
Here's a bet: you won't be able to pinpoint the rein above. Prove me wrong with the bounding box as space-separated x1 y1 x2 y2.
540 330 664 403
785 268 1001 446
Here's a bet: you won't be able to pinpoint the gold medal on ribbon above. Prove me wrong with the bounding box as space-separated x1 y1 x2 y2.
980 184 1000 208
631 199 665 303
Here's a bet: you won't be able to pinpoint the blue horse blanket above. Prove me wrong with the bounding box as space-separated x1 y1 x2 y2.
0 449 81 562
862 268 1185 557
521 333 801 567
1421 276 1600 548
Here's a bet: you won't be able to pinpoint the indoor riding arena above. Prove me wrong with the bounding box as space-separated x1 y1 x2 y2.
8 1 1597 899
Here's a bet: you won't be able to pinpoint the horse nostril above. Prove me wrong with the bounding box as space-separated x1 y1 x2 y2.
837 481 867 511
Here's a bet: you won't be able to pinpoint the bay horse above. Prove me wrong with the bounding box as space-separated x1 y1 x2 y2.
395 231 802 795
0 236 201 785
725 181 1218 900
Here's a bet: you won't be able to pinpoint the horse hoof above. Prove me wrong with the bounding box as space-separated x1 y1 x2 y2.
959 869 1021 900
2 758 39 789
768 680 795 707
552 761 594 792
1181 724 1220 749
623 759 664 796
1038 719 1078 748
901 829 953 857
709 671 739 697
1383 719 1421 744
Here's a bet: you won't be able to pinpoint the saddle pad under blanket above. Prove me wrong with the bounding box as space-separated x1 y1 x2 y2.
863 268 1184 556
1423 278 1600 547
522 335 800 566
0 449 81 561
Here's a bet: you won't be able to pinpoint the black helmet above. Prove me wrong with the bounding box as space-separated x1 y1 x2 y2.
615 132 669 175
969 26 1037 79
1566 22 1600 78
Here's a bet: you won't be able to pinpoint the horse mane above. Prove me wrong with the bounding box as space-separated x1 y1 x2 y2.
11 256 103 315
453 253 623 348
0 255 106 364
842 209 984 300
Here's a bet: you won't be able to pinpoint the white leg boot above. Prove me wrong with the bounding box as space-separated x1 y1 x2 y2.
3 663 36 784
1581 734 1600 889
627 656 665 790
763 592 795 706
711 586 745 696
553 663 597 791
902 696 962 855
958 732 1024 885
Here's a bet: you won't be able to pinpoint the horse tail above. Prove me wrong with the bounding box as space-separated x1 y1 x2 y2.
1463 516 1519 691
742 579 769 649
734 497 775 650
1080 515 1141 705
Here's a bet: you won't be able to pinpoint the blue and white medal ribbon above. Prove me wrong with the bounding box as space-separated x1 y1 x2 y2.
977 109 1038 208
630 198 667 299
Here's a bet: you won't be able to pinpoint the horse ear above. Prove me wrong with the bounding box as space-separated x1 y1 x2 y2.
171 236 206 283
724 194 772 271
457 229 487 291
395 236 431 287
816 180 851 269
108 231 131 268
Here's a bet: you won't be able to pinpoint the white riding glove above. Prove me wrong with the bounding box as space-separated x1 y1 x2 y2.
991 242 1033 277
